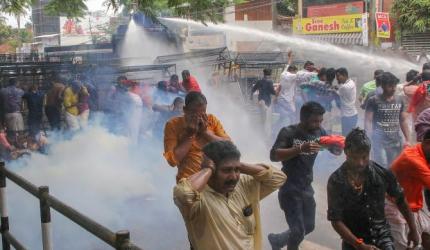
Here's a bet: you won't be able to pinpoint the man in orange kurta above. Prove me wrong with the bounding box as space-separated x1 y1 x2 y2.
163 92 230 182
388 129 430 249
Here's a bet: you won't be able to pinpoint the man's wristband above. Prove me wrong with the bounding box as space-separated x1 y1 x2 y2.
355 238 364 247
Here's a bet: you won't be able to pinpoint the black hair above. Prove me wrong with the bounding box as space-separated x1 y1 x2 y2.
287 65 297 72
345 128 371 153
423 129 430 141
185 91 207 107
336 67 349 77
182 70 190 77
326 68 336 83
406 70 419 82
170 74 179 81
300 101 325 122
263 68 272 76
423 63 430 71
422 71 430 81
304 61 314 68
117 75 127 82
203 140 241 166
374 69 384 77
157 81 168 90
318 67 327 79
8 78 16 86
173 97 184 105
380 72 400 86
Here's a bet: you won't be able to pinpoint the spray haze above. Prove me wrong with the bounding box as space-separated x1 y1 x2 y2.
6 17 420 250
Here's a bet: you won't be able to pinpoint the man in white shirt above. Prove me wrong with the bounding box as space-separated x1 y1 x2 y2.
336 68 358 136
274 52 298 134
295 61 318 116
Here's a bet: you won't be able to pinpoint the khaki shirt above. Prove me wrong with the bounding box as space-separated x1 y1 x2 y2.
173 165 287 250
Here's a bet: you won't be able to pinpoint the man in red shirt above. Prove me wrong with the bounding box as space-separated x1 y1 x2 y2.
388 129 430 249
181 70 201 93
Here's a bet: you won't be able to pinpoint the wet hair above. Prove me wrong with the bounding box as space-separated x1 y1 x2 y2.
300 101 325 122
380 72 400 86
374 69 384 78
287 65 297 72
406 70 419 82
203 140 241 166
422 71 430 81
423 63 430 71
318 67 327 79
345 128 371 153
185 91 207 107
304 61 314 68
263 68 272 76
335 67 349 77
326 68 336 83
8 78 16 86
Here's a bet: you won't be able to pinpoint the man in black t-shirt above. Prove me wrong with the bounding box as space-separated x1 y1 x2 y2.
268 101 341 250
365 72 410 168
327 128 419 250
251 68 276 135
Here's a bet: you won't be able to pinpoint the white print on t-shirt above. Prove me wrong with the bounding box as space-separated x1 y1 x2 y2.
293 138 319 155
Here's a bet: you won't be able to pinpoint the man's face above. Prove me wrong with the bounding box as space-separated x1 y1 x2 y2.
336 73 346 84
183 103 206 122
345 150 370 173
174 101 185 111
382 83 396 97
210 158 241 195
303 114 323 132
422 140 430 163
182 73 189 81
319 74 327 82
305 64 314 72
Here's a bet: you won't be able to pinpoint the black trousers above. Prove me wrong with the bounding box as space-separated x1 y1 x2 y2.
278 186 316 250
45 106 61 130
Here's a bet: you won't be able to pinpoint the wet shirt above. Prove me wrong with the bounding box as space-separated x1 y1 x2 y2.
278 69 297 111
173 165 287 250
163 114 230 182
365 95 405 141
0 86 24 113
327 161 404 240
391 144 430 212
271 125 326 192
23 91 45 119
337 79 358 117
251 77 276 106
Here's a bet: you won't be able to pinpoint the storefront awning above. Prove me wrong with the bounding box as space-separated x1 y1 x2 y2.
298 33 363 46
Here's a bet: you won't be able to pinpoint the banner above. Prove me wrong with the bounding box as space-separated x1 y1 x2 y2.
375 12 391 38
293 14 363 35
307 1 363 17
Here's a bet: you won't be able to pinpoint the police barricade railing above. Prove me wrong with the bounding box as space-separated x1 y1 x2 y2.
0 162 142 250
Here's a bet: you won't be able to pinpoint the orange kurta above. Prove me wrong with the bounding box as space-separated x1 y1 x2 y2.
391 144 430 212
163 114 229 182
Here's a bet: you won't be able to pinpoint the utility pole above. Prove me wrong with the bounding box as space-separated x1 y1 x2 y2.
298 0 303 18
272 0 278 30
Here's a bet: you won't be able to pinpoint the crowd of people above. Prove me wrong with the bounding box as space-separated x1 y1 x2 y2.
3 50 430 250
164 53 430 250
0 69 203 160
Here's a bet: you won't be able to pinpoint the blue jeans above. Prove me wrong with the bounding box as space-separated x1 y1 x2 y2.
341 114 358 136
372 133 402 168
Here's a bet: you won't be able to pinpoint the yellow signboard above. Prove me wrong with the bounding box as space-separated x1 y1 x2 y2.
293 14 363 35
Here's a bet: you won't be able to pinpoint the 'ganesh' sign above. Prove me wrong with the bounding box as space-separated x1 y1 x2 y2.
293 14 363 35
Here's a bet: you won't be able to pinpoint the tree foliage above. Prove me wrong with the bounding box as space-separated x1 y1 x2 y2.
15 0 244 23
392 0 430 33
